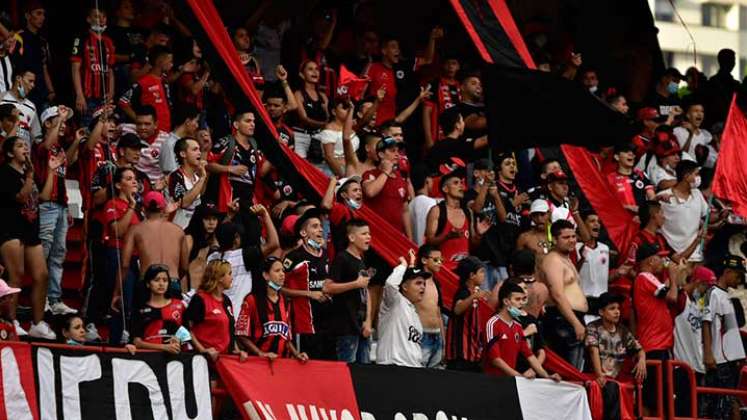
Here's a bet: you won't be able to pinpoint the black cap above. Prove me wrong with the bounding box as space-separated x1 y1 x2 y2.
636 242 661 263
596 292 625 311
439 168 465 190
376 136 399 153
721 254 746 273
294 207 324 239
117 133 147 150
198 202 221 218
473 158 493 171
614 142 636 154
402 267 433 283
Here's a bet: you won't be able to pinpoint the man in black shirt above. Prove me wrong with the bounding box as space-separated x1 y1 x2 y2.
19 1 55 109
426 107 487 172
457 72 486 140
323 219 372 363
282 208 335 360
107 0 146 97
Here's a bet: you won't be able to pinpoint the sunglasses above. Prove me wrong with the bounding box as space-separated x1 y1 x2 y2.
429 257 444 263
520 275 536 283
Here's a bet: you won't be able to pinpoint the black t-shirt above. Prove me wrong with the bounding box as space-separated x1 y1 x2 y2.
426 137 475 172
211 136 262 202
457 101 486 139
106 25 146 59
0 163 38 234
329 250 367 336
516 313 544 372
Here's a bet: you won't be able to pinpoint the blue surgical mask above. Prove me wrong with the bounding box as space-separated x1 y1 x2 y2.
66 339 82 346
347 199 361 210
268 281 282 292
17 85 26 99
667 81 679 94
307 238 322 250
507 306 522 319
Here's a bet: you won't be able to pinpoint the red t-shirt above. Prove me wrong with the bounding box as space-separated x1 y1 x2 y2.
633 272 677 352
364 63 396 123
483 315 533 376
0 319 18 342
120 74 171 132
99 197 139 248
185 291 234 354
33 142 68 205
236 294 292 357
623 229 671 267
362 168 408 231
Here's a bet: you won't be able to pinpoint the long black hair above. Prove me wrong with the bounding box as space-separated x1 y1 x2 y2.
252 256 284 328
184 203 221 261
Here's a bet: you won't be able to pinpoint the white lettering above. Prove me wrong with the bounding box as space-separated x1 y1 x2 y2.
248 400 278 420
111 359 168 420
36 348 57 420
361 412 376 420
1 348 33 420
60 354 103 419
166 356 212 419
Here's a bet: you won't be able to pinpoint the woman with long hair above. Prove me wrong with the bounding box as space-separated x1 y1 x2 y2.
235 256 308 361
0 136 59 339
317 97 360 177
292 60 329 162
181 202 221 291
184 259 247 362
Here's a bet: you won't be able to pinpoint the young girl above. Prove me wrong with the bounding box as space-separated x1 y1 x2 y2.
292 60 329 161
60 314 137 353
182 203 221 291
235 256 308 361
0 279 21 341
184 259 247 361
131 264 188 354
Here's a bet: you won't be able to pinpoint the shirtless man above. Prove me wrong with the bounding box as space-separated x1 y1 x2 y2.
516 200 552 256
417 244 444 367
119 191 185 298
539 219 589 370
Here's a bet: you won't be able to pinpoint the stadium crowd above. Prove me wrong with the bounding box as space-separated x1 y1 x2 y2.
0 0 745 418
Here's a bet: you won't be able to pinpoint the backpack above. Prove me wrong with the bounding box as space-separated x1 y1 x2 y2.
435 199 473 237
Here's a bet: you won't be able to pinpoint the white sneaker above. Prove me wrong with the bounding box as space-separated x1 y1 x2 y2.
120 329 130 345
29 321 56 340
44 300 51 313
50 302 78 316
85 323 101 342
13 320 28 336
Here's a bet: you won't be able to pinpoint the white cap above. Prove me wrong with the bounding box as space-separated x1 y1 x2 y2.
40 106 73 125
529 199 550 214
335 176 362 197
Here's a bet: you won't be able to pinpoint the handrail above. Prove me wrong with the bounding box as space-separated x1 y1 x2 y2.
665 359 747 420
646 359 665 420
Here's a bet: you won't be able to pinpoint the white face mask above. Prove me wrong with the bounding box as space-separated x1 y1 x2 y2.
91 24 107 33
589 86 598 94
690 175 702 189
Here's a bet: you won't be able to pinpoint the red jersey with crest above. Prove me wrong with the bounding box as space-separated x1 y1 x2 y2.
364 63 396 123
184 291 235 354
131 298 186 344
70 32 115 99
236 294 292 357
362 168 408 231
483 315 533 376
120 74 171 132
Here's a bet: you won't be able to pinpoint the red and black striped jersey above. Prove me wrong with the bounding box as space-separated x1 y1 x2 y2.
71 32 115 100
446 287 484 363
283 247 332 334
236 294 292 357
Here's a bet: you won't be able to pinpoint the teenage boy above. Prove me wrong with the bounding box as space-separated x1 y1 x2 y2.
416 244 444 367
324 219 373 363
702 255 746 420
484 282 561 380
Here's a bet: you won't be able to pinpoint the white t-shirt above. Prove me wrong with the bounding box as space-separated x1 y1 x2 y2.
674 295 705 373
1 91 41 147
576 242 609 298
207 249 253 319
657 188 708 262
673 127 712 157
409 194 438 246
649 164 676 190
316 129 359 160
703 286 746 364
377 264 424 368
121 123 171 183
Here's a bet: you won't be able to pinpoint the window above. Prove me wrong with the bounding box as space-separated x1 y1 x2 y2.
702 3 730 28
655 0 674 22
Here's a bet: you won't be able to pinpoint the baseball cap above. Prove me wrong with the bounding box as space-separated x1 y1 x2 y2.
692 266 717 285
721 254 746 273
335 176 362 198
280 215 300 237
529 199 550 214
198 202 221 218
637 107 667 122
546 170 569 183
654 137 681 158
294 207 324 238
40 106 74 125
376 136 399 153
0 279 21 299
117 133 147 150
439 168 465 190
614 142 636 154
143 191 166 212
402 267 433 283
636 242 661 263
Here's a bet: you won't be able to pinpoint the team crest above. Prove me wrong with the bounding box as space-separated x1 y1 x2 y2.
635 180 644 189
396 70 405 79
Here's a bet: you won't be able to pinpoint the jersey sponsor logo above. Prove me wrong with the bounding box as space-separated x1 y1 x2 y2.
407 325 422 344
263 321 290 338
309 280 325 290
